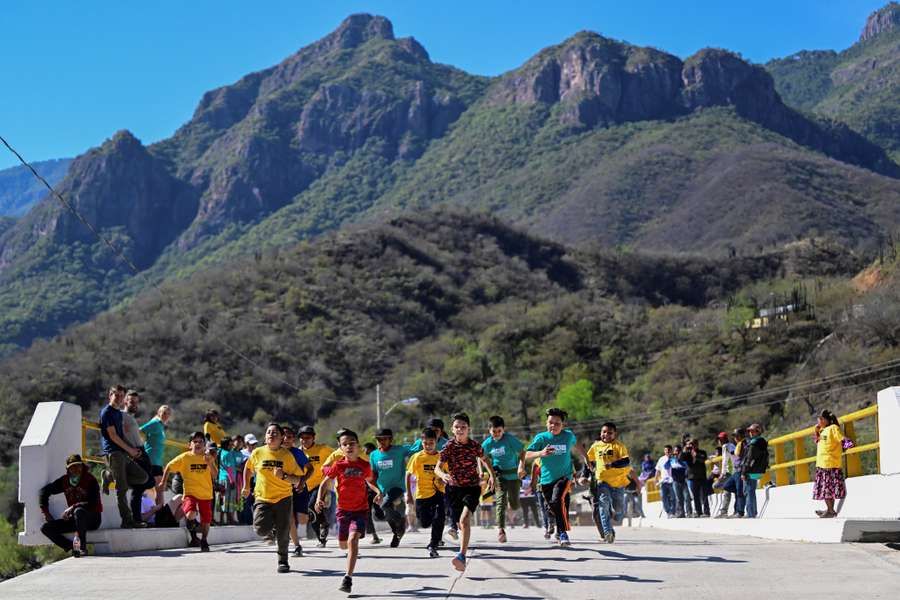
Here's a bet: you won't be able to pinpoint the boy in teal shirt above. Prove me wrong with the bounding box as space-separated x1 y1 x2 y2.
481 415 524 543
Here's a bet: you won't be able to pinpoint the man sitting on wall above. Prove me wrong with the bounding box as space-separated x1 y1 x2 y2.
39 454 102 557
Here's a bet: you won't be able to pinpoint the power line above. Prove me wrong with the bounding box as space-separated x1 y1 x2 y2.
0 134 367 407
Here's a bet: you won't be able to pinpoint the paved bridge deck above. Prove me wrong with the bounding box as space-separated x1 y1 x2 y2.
3 526 899 599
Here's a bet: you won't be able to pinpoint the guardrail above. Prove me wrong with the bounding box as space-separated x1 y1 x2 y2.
81 418 188 466
644 404 879 501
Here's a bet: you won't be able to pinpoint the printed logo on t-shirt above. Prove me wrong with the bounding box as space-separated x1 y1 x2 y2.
189 463 208 472
423 464 436 472
377 459 394 471
491 447 506 457
261 459 284 469
550 444 568 455
344 467 365 478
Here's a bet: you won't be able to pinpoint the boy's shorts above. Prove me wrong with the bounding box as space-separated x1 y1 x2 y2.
336 509 368 541
182 496 213 524
293 487 311 516
446 485 481 525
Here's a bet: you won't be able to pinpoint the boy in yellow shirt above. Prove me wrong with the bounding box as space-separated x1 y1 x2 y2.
242 423 306 573
582 422 630 544
406 428 446 557
158 431 216 551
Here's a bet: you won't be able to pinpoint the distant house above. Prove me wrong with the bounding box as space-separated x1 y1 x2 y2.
748 304 797 329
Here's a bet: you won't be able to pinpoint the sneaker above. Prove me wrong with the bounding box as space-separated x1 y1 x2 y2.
371 535 382 544
558 532 571 547
543 529 551 539
317 539 327 548
200 540 210 552
438 539 446 547
447 528 459 541
72 548 82 558
390 534 400 548
277 561 290 574
714 512 728 519
339 576 352 593
451 552 466 572
264 534 275 545
293 545 303 557
188 537 201 548
428 546 439 558
604 530 615 544
498 529 507 543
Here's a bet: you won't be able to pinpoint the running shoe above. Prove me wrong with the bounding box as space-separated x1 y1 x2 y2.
371 534 382 544
447 528 459 541
498 529 507 543
558 532 571 547
451 552 466 572
339 576 352 593
428 546 439 558
604 530 615 544
277 561 290 574
188 537 201 548
293 545 303 557
200 540 210 552
390 533 400 548
543 529 551 539
317 539 327 548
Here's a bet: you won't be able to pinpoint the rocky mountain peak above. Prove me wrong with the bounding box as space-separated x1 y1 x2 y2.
860 2 900 42
323 14 395 51
681 49 776 112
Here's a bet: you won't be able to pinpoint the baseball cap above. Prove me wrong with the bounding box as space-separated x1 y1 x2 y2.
244 433 259 445
65 454 84 468
375 428 393 438
717 431 729 440
298 425 315 436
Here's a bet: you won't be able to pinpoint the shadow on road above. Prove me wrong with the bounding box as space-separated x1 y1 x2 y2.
467 568 663 584
374 585 544 599
595 549 746 564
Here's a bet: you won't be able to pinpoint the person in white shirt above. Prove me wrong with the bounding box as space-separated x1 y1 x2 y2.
654 445 676 517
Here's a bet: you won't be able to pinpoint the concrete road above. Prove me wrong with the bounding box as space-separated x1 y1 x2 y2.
3 526 899 599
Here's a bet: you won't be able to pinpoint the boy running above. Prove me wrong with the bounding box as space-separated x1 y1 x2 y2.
435 413 495 572
406 428 446 557
281 425 312 557
525 408 587 547
298 425 334 547
370 428 413 547
481 415 525 543
582 422 630 544
242 423 306 573
158 431 216 551
318 430 382 594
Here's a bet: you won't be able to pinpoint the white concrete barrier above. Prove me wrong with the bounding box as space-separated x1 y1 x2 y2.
18 402 83 545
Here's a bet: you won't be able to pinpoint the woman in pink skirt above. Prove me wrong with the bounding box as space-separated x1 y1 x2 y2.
812 410 845 518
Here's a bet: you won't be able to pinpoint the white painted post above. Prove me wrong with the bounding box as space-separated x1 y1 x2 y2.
18 401 83 545
877 387 900 475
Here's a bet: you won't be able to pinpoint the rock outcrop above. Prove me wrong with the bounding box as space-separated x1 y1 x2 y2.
860 2 900 42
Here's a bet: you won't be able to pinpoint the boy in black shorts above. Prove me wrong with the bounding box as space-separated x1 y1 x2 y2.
435 413 495 572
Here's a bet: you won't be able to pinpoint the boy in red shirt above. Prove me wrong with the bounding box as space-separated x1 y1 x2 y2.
318 430 382 594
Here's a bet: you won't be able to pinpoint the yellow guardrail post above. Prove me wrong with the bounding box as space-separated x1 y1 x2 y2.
773 442 789 486
843 420 862 477
793 438 810 483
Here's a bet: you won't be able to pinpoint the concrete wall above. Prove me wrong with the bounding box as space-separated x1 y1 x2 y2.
18 402 83 545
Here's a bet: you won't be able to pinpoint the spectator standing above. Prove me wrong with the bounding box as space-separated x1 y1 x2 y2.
669 445 691 518
481 415 526 544
123 391 155 525
216 437 241 525
203 410 227 445
242 423 306 573
741 424 769 518
140 405 172 485
713 432 736 518
39 454 102 556
519 474 540 529
813 410 846 518
238 433 258 525
686 439 710 517
655 446 676 517
728 428 747 517
100 385 148 528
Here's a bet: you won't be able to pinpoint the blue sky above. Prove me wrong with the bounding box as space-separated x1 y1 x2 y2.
0 0 888 170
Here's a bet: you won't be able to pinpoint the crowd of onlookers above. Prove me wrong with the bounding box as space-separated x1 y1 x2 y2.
35 384 851 564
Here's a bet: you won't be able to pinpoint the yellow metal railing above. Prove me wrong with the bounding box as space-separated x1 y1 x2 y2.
645 404 879 502
82 418 188 466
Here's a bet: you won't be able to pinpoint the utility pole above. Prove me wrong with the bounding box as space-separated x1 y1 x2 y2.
376 384 382 431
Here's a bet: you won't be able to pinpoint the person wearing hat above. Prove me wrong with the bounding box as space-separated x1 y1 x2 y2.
239 433 260 525
370 427 414 547
408 418 449 453
298 425 334 547
713 432 737 518
39 454 102 557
